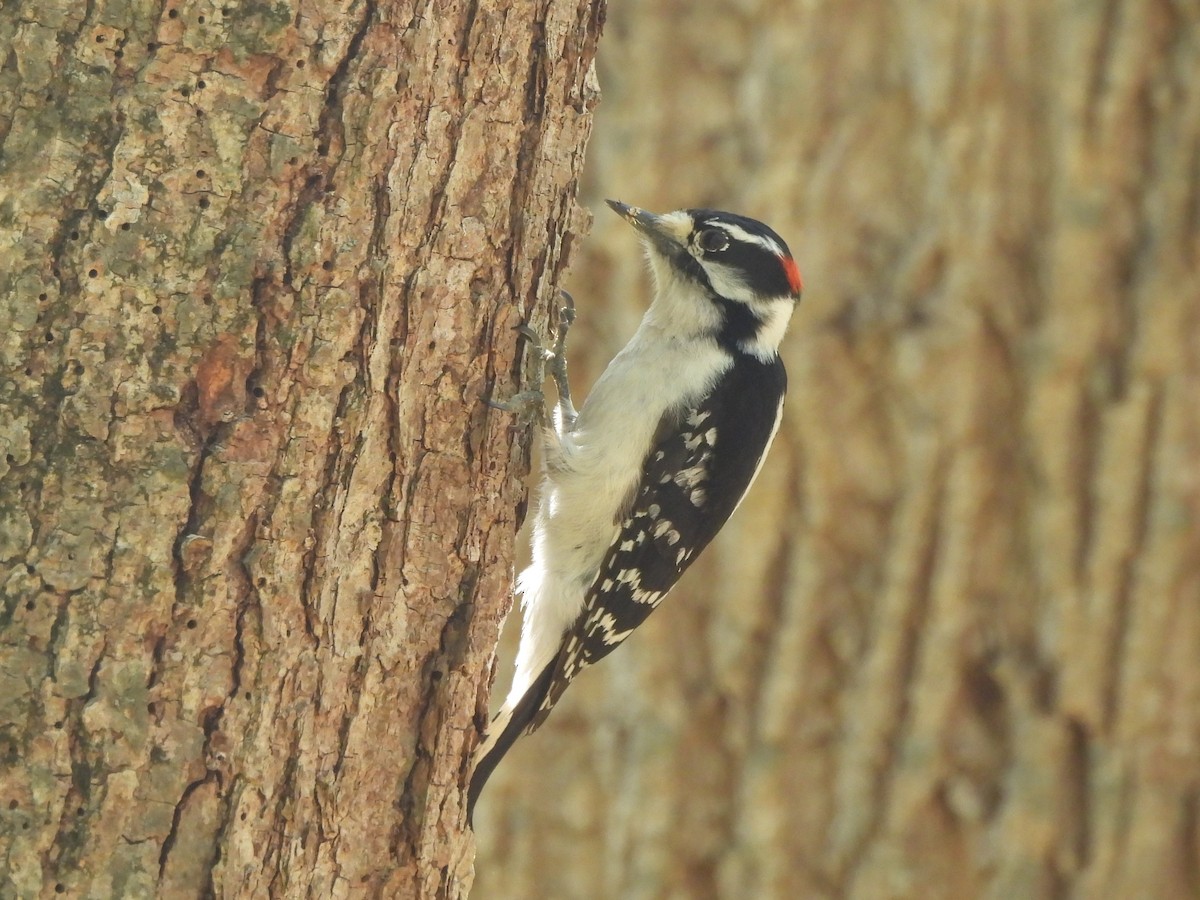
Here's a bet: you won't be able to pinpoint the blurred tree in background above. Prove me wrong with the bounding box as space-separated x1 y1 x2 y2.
473 2 1200 898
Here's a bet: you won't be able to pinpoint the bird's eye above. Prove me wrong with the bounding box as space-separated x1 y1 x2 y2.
696 228 730 253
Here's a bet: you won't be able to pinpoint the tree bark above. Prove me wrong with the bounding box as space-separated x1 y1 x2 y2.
473 2 1200 898
0 1 602 897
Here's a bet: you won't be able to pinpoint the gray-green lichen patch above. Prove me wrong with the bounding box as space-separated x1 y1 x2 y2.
0 505 33 564
1 821 43 899
50 595 108 700
0 276 43 331
81 658 150 767
269 132 305 177
131 717 208 840
36 528 99 592
8 20 58 89
0 645 45 721
209 95 261 172
59 394 113 443
97 171 151 233
222 0 293 58
0 414 32 478
208 228 261 297
105 839 158 899
0 561 40 623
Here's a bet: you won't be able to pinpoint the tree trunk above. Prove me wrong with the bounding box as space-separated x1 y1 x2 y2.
473 2 1200 898
0 1 602 896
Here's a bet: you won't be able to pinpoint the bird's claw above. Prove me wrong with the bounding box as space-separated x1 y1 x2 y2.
558 290 576 330
490 289 579 431
484 389 546 422
513 322 542 346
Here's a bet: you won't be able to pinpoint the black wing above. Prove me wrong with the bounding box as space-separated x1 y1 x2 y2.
530 355 787 729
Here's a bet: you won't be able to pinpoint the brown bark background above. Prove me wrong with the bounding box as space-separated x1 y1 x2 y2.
473 2 1200 898
0 0 601 897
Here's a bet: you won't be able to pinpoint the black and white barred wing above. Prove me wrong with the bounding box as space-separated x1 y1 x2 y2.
532 356 787 728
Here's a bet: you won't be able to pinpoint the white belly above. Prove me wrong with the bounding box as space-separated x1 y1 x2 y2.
506 324 731 704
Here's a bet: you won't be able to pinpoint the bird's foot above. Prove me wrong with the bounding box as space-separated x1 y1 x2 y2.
486 290 578 429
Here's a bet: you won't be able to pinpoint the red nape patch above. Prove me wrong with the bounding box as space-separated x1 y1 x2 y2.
780 255 803 295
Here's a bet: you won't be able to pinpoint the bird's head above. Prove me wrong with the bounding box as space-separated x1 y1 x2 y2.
607 199 802 358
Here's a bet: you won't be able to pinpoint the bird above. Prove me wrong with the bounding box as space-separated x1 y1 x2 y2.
469 199 802 820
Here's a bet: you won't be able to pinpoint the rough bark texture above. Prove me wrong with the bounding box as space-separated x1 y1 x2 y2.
474 2 1200 898
0 0 602 897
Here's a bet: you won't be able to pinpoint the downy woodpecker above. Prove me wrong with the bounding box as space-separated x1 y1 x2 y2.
469 200 802 818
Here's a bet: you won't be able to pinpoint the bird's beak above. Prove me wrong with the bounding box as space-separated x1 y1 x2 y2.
606 199 688 255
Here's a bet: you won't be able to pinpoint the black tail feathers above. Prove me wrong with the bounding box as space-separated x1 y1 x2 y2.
467 657 559 824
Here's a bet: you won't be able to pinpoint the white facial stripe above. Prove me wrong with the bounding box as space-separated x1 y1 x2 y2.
655 210 695 244
738 299 793 361
717 222 785 259
703 262 755 304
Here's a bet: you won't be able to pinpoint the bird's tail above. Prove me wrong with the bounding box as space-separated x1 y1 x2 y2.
467 656 558 824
